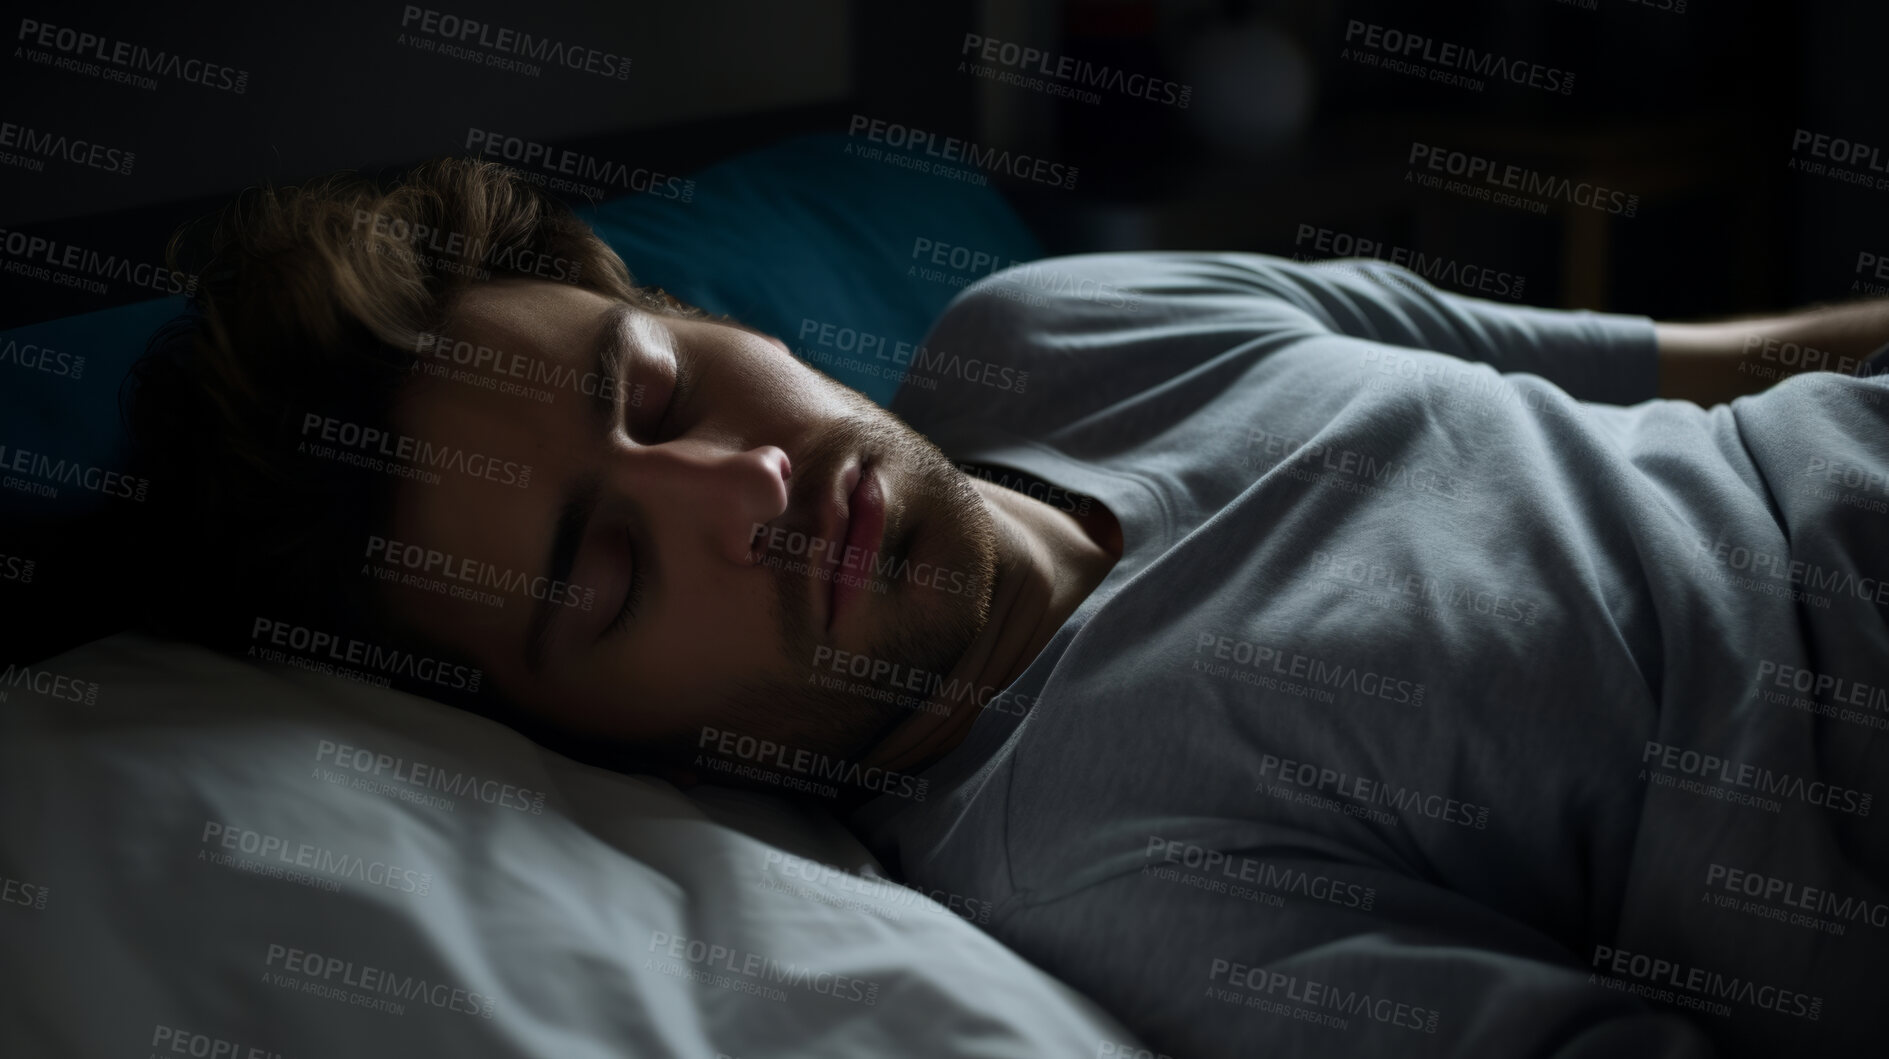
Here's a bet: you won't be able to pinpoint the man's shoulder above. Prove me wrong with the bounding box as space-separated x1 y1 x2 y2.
891 251 1330 428
927 253 1153 338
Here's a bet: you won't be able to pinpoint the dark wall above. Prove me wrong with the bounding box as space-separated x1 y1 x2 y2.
2 0 851 227
6 0 1881 323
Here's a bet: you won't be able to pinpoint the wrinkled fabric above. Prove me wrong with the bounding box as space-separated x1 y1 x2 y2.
849 252 1889 1058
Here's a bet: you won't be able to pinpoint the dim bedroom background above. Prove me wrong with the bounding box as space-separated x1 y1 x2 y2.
4 1 1886 1057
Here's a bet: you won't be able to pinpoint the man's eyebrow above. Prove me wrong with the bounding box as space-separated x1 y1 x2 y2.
592 300 635 431
526 473 601 676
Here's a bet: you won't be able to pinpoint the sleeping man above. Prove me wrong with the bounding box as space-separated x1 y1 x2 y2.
131 158 1889 1058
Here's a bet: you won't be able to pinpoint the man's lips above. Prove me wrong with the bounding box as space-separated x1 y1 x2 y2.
828 459 884 633
820 460 863 568
806 459 861 631
749 454 884 631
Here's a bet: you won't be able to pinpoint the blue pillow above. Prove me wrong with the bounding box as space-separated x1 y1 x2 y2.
0 132 1043 516
0 297 187 517
576 131 1043 404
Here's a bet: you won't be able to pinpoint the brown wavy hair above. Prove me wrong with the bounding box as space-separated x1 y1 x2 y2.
123 157 703 663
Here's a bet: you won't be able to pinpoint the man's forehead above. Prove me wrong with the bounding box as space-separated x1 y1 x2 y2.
398 284 611 475
447 278 610 353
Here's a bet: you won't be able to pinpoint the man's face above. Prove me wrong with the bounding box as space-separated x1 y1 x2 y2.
385 278 998 766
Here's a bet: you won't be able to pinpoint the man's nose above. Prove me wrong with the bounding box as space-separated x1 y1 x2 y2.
623 439 792 565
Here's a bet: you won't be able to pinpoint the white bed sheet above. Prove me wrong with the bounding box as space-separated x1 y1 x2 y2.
0 633 1148 1058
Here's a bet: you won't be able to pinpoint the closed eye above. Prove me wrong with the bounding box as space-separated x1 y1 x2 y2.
629 315 684 443
599 538 645 641
653 352 695 442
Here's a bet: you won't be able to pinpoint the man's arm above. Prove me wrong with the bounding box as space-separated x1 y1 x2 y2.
1238 256 1660 406
1280 254 1888 406
1654 297 1889 406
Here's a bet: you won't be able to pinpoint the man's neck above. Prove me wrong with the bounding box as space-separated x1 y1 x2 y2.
858 473 1121 774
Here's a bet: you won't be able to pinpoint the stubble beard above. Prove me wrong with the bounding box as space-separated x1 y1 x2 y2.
653 394 999 777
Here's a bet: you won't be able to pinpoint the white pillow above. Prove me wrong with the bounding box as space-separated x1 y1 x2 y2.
0 633 1150 1058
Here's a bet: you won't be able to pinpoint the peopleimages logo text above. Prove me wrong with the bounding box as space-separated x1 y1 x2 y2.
848 114 1078 190
314 739 545 814
1641 740 1871 816
364 535 595 610
201 821 433 896
959 33 1191 108
647 931 879 1005
464 129 693 201
0 441 149 501
1406 143 1638 217
16 18 250 93
0 119 134 175
299 413 532 488
1343 20 1574 95
1591 945 1821 1021
0 229 196 294
399 7 631 79
252 617 482 693
0 339 84 380
264 942 495 1018
697 727 929 801
0 662 100 704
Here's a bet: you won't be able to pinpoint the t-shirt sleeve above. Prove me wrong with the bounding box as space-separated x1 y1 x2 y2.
891 251 1660 446
1195 254 1660 407
914 252 1657 408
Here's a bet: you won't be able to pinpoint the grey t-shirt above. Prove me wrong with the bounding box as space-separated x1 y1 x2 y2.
846 253 1889 1058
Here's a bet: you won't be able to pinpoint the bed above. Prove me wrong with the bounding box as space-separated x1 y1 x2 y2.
0 632 1148 1057
0 131 1153 1057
